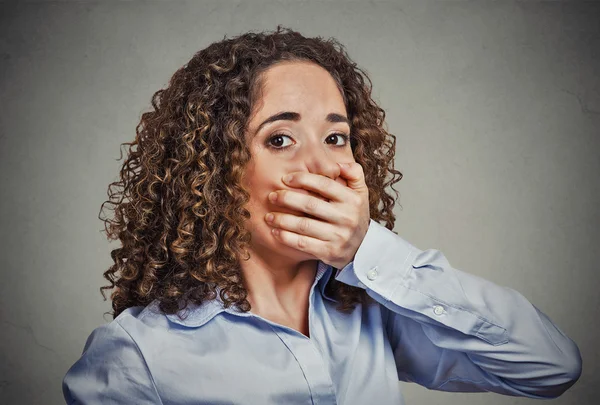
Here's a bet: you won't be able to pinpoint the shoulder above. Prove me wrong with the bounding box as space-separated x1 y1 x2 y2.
113 301 172 337
89 305 145 339
68 301 176 369
77 304 162 347
75 301 179 362
79 306 150 368
62 304 167 404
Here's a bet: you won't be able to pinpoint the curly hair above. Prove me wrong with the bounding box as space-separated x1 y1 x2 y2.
99 25 403 320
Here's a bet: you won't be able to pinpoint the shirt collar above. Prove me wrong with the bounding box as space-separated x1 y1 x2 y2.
164 260 338 328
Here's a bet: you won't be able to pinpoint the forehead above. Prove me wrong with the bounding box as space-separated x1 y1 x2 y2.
251 61 346 119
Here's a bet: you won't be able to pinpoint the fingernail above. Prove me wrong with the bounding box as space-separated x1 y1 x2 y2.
338 162 349 168
268 192 278 202
265 213 274 222
272 228 280 236
282 174 293 183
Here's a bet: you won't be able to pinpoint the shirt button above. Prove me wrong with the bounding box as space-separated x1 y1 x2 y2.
366 267 378 280
433 305 445 315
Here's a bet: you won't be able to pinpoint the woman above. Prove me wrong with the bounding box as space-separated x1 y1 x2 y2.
62 26 582 404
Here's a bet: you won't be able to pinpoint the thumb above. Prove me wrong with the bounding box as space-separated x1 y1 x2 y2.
337 162 368 193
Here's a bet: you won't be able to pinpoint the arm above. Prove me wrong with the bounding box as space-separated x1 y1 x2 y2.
62 319 163 404
335 219 582 399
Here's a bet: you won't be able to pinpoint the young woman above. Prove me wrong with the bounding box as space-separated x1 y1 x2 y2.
62 26 582 404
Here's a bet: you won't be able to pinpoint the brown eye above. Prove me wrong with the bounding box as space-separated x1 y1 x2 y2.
326 133 349 146
267 133 294 150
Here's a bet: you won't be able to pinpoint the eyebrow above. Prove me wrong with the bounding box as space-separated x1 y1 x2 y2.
253 111 351 135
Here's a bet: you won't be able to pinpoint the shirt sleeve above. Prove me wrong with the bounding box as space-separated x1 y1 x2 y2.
335 219 582 399
62 319 163 405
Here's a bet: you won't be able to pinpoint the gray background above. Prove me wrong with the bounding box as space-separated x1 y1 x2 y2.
1 1 598 404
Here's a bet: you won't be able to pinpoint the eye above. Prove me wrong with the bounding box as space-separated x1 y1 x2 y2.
326 132 350 147
267 133 295 149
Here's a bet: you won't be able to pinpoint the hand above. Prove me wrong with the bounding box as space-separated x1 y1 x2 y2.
265 162 370 269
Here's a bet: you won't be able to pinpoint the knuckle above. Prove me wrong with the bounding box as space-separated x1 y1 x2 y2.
332 227 345 240
340 213 354 227
297 235 307 249
326 245 338 261
275 214 286 228
306 196 320 212
298 217 310 233
318 177 330 190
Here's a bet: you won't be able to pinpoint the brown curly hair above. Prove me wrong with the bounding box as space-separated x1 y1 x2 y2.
99 25 403 320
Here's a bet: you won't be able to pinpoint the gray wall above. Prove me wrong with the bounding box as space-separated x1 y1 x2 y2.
1 1 598 404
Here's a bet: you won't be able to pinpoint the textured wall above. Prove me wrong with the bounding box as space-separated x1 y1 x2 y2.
0 1 598 404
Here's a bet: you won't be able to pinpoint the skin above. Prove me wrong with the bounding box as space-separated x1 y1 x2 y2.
241 60 371 336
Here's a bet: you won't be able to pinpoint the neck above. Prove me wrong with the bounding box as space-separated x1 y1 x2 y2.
239 244 318 318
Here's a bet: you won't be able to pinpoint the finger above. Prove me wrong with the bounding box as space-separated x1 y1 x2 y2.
269 189 346 224
270 226 327 258
337 162 369 193
265 211 333 241
282 172 349 202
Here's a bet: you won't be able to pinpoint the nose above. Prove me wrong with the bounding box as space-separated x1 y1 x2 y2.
298 140 347 188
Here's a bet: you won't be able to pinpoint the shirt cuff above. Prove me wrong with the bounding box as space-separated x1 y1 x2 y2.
335 219 412 297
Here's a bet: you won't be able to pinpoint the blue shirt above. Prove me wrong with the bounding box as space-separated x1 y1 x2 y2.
62 219 582 404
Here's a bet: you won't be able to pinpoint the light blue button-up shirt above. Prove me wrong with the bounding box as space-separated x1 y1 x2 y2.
62 219 582 404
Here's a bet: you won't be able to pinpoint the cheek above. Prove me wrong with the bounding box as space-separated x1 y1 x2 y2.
245 174 279 214
251 160 285 190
